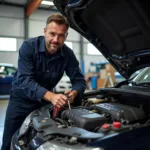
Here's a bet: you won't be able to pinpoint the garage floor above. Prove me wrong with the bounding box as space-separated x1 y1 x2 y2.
0 100 8 149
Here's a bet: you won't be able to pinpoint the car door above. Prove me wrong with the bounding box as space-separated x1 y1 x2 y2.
0 65 16 95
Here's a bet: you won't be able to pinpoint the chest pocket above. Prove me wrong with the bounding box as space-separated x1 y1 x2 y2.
34 55 65 87
50 64 64 86
35 68 64 87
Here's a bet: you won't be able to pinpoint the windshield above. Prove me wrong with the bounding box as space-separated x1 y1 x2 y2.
132 67 150 84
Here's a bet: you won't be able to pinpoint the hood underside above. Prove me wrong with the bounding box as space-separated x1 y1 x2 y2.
54 0 150 78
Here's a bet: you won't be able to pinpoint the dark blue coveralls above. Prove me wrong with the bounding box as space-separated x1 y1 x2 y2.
1 36 86 150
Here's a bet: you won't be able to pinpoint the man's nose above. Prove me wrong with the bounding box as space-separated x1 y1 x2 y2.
53 35 59 42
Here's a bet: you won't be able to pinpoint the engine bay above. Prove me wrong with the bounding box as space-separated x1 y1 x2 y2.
14 87 150 150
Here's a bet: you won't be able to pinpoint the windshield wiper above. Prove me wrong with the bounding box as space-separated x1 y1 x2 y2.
128 81 150 87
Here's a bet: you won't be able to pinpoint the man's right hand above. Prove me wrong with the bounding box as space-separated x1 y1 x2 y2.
43 91 67 108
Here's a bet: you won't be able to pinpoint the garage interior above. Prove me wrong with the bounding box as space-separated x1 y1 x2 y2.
0 0 126 148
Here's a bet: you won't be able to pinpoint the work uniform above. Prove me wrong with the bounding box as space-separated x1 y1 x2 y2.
1 36 86 150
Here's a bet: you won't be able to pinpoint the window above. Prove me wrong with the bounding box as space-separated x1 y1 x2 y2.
0 37 17 51
87 43 102 55
65 41 73 49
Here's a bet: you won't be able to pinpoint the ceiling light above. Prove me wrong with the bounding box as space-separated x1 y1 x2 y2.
41 1 54 6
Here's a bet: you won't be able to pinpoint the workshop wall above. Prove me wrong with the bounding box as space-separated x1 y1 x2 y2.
0 5 24 67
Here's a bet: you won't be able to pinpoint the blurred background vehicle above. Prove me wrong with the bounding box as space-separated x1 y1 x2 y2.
55 74 72 93
0 63 16 97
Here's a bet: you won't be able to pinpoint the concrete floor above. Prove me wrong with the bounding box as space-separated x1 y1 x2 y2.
0 100 8 149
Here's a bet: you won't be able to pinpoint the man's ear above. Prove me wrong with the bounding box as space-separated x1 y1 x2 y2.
44 27 47 35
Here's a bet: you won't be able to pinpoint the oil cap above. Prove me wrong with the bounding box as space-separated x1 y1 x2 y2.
113 122 121 129
102 124 110 129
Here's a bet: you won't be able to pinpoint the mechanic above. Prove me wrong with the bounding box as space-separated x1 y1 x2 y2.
1 14 86 150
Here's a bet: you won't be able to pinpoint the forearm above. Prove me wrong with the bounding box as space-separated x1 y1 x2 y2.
17 75 47 101
43 91 67 107
43 91 55 102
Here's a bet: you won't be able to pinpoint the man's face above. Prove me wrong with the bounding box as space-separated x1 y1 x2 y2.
44 21 68 54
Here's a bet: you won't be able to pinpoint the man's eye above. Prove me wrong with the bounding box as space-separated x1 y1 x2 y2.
50 32 55 36
59 34 65 38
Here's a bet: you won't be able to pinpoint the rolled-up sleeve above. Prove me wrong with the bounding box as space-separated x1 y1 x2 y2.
16 41 47 102
65 50 86 101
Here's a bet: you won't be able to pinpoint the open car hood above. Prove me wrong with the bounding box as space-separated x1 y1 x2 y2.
54 0 150 78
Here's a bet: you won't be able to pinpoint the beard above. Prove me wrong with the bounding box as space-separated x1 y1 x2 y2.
47 42 61 54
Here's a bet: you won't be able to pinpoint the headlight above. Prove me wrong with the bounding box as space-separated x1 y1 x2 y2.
19 110 37 137
36 141 104 150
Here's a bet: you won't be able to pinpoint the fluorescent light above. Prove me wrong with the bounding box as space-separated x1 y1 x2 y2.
41 1 54 6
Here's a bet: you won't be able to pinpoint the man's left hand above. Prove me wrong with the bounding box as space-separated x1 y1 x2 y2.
64 90 78 104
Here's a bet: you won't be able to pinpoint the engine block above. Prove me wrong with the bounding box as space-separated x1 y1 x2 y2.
61 108 107 130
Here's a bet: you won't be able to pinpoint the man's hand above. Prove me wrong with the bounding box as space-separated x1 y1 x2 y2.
64 90 78 104
44 91 67 108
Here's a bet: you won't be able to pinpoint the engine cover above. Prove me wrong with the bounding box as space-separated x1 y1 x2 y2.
93 103 146 123
61 108 107 131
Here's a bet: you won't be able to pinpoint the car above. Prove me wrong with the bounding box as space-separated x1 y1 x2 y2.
11 0 150 150
0 63 16 96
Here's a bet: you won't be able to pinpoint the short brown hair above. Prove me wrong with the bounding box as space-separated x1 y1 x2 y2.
46 14 69 30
